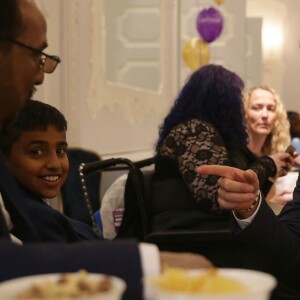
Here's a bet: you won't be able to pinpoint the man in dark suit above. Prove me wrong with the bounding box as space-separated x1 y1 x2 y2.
198 164 300 299
0 1 212 299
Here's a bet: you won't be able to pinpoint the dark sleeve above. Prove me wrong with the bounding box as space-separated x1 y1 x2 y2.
66 216 102 241
12 200 84 243
236 173 300 290
248 156 276 196
229 146 276 197
0 239 143 299
12 192 100 243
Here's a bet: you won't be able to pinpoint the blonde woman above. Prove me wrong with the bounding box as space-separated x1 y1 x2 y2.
244 85 293 205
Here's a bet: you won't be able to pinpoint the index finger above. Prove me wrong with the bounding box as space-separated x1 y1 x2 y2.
198 165 258 189
197 165 243 180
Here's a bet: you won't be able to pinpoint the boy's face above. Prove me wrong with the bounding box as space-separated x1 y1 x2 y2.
6 125 69 199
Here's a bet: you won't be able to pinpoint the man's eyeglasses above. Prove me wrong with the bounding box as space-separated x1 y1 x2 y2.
2 38 61 73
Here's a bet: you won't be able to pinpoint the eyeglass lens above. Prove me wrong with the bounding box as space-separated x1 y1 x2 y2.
43 57 59 73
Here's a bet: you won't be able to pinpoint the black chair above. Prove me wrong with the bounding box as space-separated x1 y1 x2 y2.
80 157 155 241
80 156 243 266
145 172 241 266
61 148 101 228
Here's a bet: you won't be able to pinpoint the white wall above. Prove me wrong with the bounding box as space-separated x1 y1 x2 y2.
36 0 179 159
281 0 300 111
246 0 300 111
35 0 300 160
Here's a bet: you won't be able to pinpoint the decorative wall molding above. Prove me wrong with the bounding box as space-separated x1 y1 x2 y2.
86 0 179 125
28 0 300 156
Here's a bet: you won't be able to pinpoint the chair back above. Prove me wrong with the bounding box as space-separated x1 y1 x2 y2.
117 166 154 241
81 157 155 241
61 148 101 227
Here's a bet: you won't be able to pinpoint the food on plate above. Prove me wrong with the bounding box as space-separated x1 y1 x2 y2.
152 267 247 294
16 269 112 299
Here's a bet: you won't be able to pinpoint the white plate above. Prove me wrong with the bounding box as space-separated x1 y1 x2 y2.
144 268 277 300
0 272 126 299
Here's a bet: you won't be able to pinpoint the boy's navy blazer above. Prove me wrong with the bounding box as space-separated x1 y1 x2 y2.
0 151 39 241
15 185 101 242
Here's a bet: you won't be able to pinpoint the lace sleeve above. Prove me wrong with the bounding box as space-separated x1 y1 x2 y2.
159 119 229 213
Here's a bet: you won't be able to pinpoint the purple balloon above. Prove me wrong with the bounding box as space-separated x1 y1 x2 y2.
196 7 223 43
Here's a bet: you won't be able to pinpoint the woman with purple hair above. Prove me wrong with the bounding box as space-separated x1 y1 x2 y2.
150 64 289 231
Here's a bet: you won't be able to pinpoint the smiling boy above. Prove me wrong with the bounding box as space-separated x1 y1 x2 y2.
0 99 100 242
3 103 68 200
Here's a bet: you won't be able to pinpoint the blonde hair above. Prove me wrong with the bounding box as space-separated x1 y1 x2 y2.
244 85 291 155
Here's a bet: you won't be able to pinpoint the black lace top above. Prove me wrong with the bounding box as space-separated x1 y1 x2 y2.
154 119 276 215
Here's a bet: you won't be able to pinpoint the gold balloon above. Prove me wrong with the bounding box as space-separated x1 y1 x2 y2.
182 38 210 71
214 0 225 5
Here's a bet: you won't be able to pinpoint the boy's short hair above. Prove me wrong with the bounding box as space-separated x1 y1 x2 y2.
0 99 67 156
